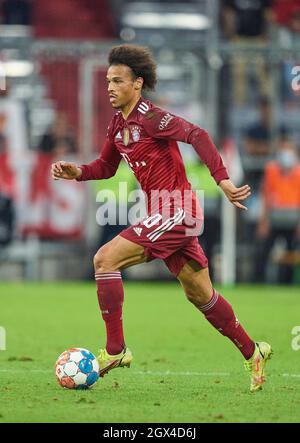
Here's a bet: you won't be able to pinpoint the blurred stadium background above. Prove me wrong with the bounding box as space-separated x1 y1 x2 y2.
0 0 300 286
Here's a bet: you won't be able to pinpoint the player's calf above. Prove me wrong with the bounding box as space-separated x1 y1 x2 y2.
178 263 213 308
94 235 146 359
178 262 255 360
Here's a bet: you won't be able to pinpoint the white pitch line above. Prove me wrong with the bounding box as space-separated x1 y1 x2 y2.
133 370 230 376
0 369 52 373
0 369 230 376
133 371 300 378
282 373 300 378
0 369 300 378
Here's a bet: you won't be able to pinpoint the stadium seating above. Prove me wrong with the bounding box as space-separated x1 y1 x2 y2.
33 0 116 39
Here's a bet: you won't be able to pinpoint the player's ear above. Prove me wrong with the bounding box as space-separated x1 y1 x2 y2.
134 77 144 91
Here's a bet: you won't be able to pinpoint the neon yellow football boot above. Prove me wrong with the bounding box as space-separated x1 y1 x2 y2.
97 347 133 378
244 342 273 392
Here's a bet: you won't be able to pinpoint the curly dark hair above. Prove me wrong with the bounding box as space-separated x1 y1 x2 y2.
108 44 157 91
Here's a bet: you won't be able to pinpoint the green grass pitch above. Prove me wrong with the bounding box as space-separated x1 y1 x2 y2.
0 282 299 423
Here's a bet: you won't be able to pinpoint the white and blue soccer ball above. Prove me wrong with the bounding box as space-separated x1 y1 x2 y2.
55 348 99 389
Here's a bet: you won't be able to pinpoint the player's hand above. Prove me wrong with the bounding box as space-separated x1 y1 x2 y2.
51 161 82 180
219 179 251 210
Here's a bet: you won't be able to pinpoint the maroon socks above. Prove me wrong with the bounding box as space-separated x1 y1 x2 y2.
95 271 254 360
199 289 255 360
95 271 125 355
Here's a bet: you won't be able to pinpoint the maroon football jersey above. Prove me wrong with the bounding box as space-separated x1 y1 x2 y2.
78 97 229 214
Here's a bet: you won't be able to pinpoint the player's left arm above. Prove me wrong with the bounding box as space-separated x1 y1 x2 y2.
143 108 251 210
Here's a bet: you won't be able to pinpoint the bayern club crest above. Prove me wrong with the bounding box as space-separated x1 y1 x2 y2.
131 126 141 142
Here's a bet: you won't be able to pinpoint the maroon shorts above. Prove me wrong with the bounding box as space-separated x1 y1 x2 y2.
119 207 208 277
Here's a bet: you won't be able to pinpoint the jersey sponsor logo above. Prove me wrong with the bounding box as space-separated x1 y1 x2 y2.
137 102 150 115
159 113 174 130
120 152 146 169
131 126 141 142
133 227 143 236
115 131 122 140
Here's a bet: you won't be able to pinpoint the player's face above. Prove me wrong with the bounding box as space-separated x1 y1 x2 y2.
106 64 142 109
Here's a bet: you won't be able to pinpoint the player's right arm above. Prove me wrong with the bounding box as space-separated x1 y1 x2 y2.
51 126 122 182
51 160 82 180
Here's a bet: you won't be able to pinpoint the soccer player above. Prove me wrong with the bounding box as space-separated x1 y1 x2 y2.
51 44 272 392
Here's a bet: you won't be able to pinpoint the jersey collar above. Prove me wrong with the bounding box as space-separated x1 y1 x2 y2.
121 96 144 121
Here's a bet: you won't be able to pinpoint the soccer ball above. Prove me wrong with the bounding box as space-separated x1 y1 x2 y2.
55 348 99 389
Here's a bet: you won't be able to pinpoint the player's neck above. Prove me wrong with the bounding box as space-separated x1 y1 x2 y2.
121 96 141 120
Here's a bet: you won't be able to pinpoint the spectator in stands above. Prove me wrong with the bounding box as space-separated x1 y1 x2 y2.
271 1 300 50
0 112 15 198
52 138 76 159
221 0 273 105
271 0 300 32
269 1 300 104
0 191 14 246
271 1 300 104
1 0 32 26
241 96 287 200
38 113 76 154
243 96 273 158
242 96 287 190
290 8 300 34
0 113 6 151
0 114 14 246
255 135 300 283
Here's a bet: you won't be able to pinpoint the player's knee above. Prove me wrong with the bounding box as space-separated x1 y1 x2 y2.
185 290 207 308
93 250 105 272
185 289 198 306
93 246 116 273
183 281 211 307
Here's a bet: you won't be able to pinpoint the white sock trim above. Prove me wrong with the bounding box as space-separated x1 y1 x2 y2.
200 289 219 312
95 272 122 280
